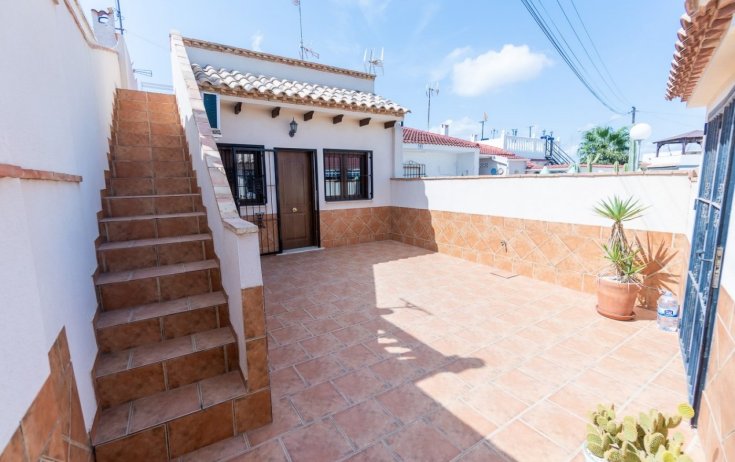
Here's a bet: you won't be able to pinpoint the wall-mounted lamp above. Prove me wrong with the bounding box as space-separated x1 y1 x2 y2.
234 102 242 115
289 118 298 137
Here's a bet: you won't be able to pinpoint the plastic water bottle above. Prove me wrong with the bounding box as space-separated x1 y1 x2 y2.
657 290 679 332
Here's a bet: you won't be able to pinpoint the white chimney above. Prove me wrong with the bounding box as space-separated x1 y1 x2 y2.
470 134 478 142
441 123 450 136
91 8 118 48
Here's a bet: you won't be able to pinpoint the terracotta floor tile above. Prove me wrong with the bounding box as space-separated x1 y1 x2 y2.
229 439 288 462
246 398 303 447
333 368 390 404
370 358 421 387
290 382 348 421
376 382 440 424
427 400 497 450
385 420 460 462
462 383 529 426
521 399 587 452
548 383 607 420
281 420 353 462
343 443 396 462
415 371 468 406
199 371 246 407
180 434 248 461
299 333 343 357
302 318 342 336
334 399 401 448
269 343 309 370
334 343 381 369
271 366 307 398
489 420 569 462
455 443 507 462
269 325 312 345
294 355 344 384
493 369 558 404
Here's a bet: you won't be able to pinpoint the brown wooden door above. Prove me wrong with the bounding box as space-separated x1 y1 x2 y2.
277 151 315 250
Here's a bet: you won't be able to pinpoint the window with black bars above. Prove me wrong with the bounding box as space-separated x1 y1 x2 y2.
324 150 372 201
218 145 267 206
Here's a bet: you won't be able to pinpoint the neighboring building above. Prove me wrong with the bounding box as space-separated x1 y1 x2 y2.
401 126 524 177
481 129 575 165
183 36 408 253
665 0 735 459
640 129 704 171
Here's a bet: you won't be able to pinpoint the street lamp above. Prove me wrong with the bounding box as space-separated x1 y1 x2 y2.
629 123 652 171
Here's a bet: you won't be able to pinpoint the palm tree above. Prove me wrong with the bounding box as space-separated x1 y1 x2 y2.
578 126 630 165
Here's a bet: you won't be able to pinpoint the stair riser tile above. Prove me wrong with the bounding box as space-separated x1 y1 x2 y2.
160 269 213 301
157 216 207 238
162 308 220 340
100 240 208 272
150 134 182 149
146 93 176 104
111 178 154 196
113 161 154 178
148 102 176 114
117 89 147 102
116 120 150 134
105 196 201 217
101 246 157 273
234 389 273 433
96 363 166 409
150 123 181 136
154 177 191 195
117 99 148 113
104 219 157 242
115 109 149 124
113 146 151 162
149 111 178 124
97 318 162 353
94 425 168 462
100 279 159 311
167 402 235 458
152 147 186 162
152 161 191 178
116 132 150 147
164 347 228 389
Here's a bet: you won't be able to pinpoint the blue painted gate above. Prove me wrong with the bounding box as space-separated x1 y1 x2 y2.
680 93 735 425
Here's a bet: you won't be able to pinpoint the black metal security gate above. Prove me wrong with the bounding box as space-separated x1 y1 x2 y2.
680 92 735 425
218 144 280 254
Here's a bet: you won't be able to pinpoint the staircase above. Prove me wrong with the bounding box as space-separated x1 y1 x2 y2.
90 90 250 461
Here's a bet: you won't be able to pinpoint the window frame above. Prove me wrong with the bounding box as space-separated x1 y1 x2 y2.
323 149 373 202
217 143 267 206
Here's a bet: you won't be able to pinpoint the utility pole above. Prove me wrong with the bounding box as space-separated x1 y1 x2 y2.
631 106 636 124
115 0 124 35
479 112 488 140
426 83 439 130
294 0 304 60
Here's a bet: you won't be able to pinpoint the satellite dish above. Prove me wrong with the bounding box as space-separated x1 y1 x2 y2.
490 168 497 175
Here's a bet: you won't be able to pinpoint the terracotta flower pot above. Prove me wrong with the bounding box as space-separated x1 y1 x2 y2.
596 276 640 321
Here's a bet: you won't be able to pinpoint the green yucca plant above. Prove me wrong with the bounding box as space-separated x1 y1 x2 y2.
594 196 648 282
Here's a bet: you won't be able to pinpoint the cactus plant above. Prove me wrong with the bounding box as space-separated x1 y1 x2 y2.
614 161 620 173
587 159 593 172
583 404 695 462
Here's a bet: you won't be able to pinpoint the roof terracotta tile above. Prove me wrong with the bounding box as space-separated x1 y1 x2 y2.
192 64 408 116
402 127 521 159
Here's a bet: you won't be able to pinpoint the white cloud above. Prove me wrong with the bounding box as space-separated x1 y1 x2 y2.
430 46 471 82
357 0 392 24
450 44 551 97
251 31 264 51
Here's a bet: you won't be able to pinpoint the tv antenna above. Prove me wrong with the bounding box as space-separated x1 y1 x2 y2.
479 112 488 140
426 82 439 130
293 0 319 60
363 48 385 75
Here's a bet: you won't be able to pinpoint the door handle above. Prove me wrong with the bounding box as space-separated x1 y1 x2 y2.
292 207 298 213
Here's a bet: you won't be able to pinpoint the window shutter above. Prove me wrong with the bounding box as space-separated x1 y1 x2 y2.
203 93 219 129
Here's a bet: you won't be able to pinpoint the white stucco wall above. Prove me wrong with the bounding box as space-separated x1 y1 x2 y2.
0 0 127 449
403 145 479 177
391 173 695 234
216 97 399 211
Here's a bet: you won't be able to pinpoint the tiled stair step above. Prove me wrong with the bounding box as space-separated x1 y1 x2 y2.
94 327 237 408
114 131 183 149
103 193 203 217
95 291 228 352
110 176 197 197
99 212 208 243
111 160 192 179
92 371 249 460
95 260 221 311
112 145 188 163
97 233 212 272
114 121 182 137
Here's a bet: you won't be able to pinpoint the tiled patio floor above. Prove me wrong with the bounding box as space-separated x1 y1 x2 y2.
200 241 704 462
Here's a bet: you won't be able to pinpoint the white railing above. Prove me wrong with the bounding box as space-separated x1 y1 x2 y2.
504 136 547 157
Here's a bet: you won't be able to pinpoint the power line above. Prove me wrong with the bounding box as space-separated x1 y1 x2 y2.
520 0 627 114
567 0 629 106
554 0 629 107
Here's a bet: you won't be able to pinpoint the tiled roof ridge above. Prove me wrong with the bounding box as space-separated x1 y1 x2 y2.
192 64 408 117
666 0 735 101
183 37 376 81
403 127 521 158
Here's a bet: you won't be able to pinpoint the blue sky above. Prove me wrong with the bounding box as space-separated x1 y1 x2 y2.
80 0 706 154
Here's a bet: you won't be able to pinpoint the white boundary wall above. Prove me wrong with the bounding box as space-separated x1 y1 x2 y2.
391 172 697 234
0 0 132 448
